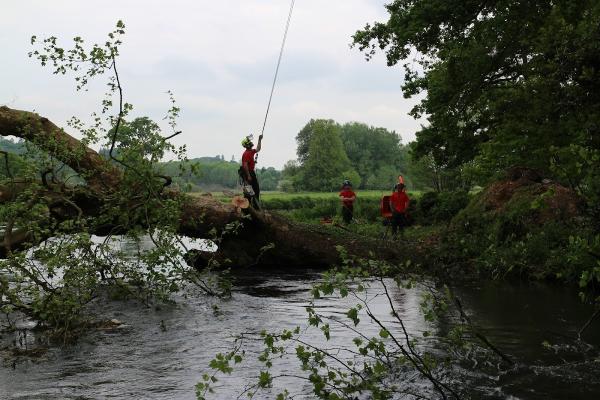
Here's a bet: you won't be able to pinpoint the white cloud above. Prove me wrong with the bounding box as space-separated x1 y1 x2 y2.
0 0 424 168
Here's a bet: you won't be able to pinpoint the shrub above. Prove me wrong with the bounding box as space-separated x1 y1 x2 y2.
418 192 439 216
413 191 469 225
432 191 470 224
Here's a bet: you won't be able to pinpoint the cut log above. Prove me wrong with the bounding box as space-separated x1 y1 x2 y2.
0 106 411 267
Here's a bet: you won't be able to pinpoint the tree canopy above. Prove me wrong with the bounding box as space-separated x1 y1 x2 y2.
353 0 600 194
287 119 423 191
296 120 358 191
340 122 407 189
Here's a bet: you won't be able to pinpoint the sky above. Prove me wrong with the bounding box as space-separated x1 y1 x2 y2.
1 0 424 168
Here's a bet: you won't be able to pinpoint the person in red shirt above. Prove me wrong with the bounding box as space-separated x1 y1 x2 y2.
389 183 410 237
339 180 356 224
240 134 263 206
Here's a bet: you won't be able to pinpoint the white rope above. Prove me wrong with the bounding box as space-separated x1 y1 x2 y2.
259 0 295 139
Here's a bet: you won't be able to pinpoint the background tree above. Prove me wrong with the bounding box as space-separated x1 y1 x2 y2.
279 160 301 192
340 122 406 189
289 119 420 191
298 120 360 191
0 137 25 154
161 156 282 191
295 118 335 164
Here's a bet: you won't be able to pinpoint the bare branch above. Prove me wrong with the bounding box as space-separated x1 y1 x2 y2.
162 130 182 141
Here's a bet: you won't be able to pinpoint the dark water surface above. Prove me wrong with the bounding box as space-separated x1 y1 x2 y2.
1 268 599 399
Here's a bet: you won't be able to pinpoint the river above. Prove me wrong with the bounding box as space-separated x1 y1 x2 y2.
1 266 599 399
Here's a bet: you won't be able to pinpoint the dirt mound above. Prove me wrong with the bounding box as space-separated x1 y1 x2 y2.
479 167 581 224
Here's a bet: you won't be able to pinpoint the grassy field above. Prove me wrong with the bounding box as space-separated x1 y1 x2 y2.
189 189 467 242
192 189 423 230
197 190 422 201
261 190 423 200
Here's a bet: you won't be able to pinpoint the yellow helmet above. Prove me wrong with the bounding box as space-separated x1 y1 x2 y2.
241 135 253 148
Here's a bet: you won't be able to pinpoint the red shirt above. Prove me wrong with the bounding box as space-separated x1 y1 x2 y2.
339 189 356 205
242 149 257 171
390 191 409 213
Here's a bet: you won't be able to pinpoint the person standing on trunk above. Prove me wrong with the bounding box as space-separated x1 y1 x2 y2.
389 183 409 237
241 134 263 207
339 180 356 224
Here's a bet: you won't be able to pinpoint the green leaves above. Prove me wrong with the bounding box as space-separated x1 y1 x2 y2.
209 353 233 374
354 0 600 191
320 323 331 340
290 118 416 191
258 371 272 388
346 307 360 326
275 390 290 400
29 20 127 91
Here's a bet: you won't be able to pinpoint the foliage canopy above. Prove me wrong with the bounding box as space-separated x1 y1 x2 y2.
353 0 600 196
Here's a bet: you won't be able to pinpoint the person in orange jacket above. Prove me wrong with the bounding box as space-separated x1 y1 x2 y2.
339 180 356 224
239 134 263 208
389 183 409 237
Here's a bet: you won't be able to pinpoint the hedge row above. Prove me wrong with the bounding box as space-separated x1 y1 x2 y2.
261 191 470 225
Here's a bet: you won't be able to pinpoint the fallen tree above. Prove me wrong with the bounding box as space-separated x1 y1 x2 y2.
0 24 417 332
0 106 409 268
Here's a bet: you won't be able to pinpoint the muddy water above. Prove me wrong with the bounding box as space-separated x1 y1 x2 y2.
1 268 599 399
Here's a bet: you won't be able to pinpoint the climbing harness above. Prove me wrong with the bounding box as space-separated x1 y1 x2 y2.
255 0 295 165
237 168 260 209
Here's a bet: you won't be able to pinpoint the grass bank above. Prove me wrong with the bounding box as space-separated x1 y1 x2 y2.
191 189 467 244
194 190 423 224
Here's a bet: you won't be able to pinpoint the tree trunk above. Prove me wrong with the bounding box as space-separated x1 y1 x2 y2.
0 106 410 268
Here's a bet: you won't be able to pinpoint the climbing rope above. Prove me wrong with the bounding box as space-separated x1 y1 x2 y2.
259 0 295 142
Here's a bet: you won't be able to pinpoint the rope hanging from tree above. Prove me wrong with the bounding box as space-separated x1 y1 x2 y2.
256 0 295 163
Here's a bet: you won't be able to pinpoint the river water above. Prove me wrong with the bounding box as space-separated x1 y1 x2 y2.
1 266 599 399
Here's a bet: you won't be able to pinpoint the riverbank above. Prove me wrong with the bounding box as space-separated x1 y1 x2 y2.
199 174 600 297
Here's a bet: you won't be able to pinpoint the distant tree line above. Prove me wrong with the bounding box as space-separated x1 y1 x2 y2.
102 117 435 193
161 156 281 192
91 118 279 192
1 119 444 192
280 119 436 192
0 137 25 154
